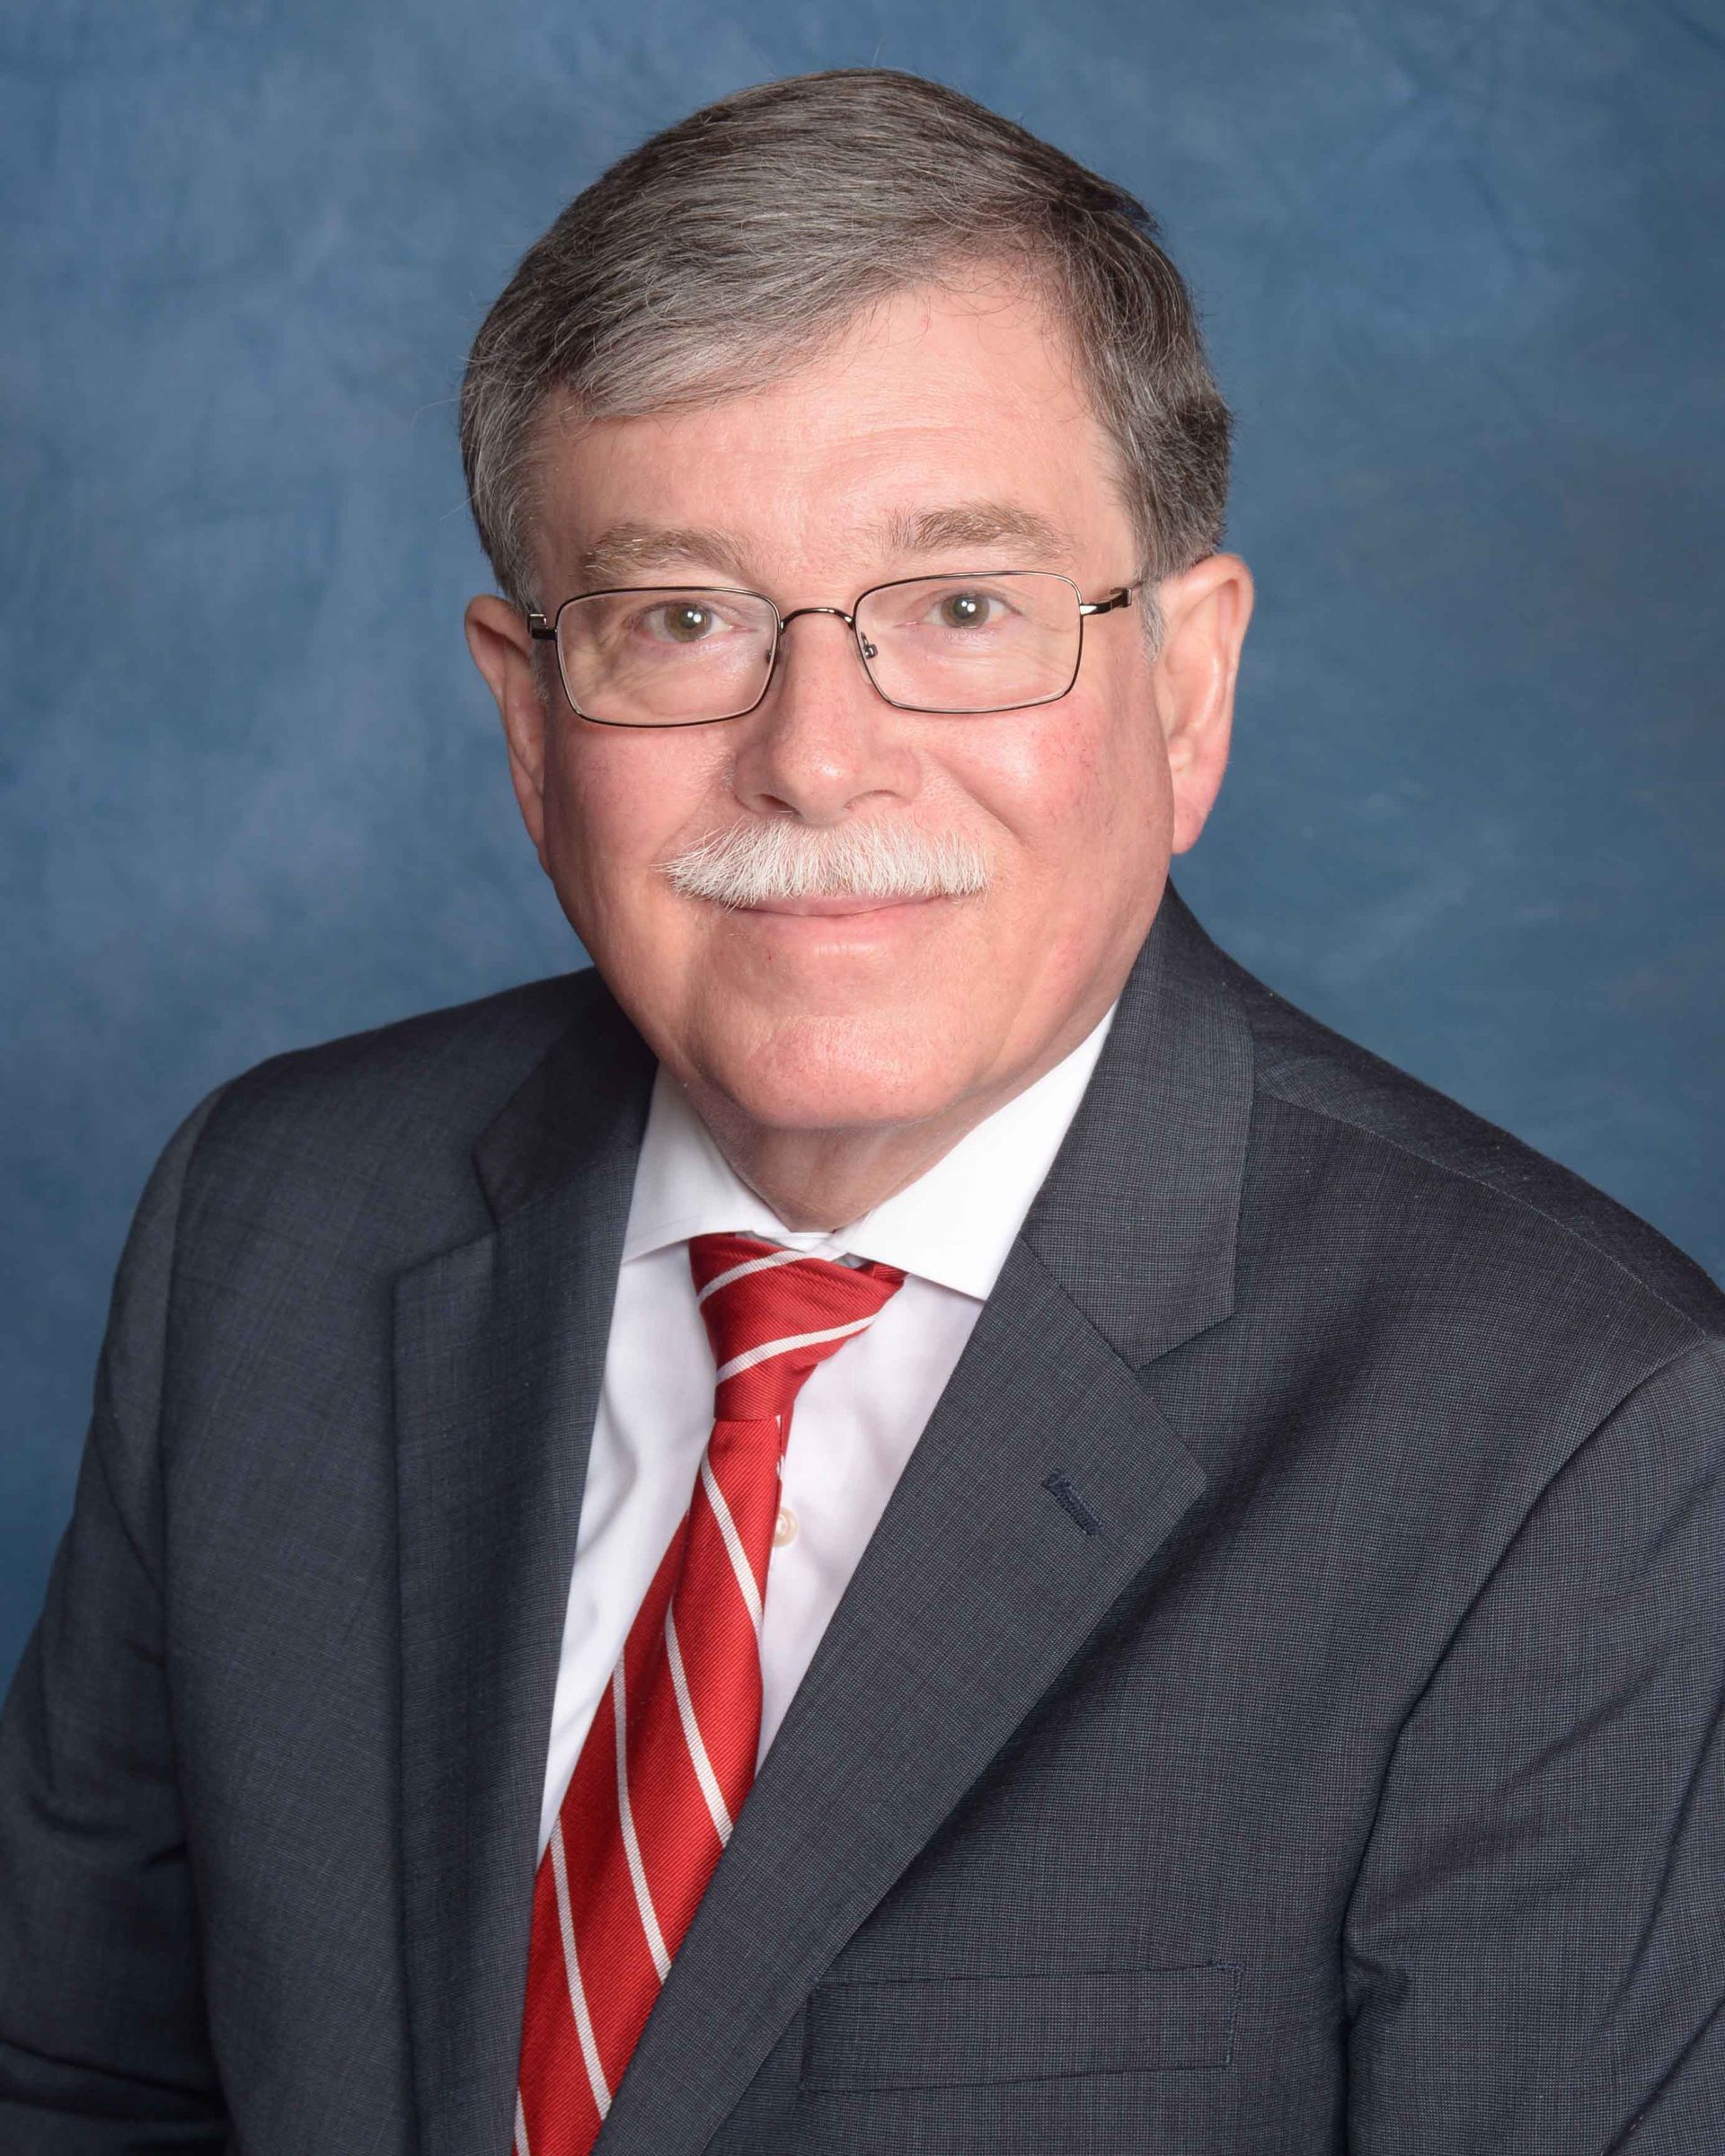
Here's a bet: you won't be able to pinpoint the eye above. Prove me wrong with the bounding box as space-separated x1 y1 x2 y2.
930 588 1007 630
644 600 721 644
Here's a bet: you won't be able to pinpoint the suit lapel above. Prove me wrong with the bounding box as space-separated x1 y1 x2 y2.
1022 879 1255 1366
595 881 1257 2155
394 979 654 2156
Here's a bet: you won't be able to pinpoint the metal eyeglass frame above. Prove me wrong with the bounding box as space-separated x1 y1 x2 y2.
526 570 1137 728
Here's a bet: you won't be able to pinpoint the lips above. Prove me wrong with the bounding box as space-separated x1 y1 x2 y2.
739 893 942 917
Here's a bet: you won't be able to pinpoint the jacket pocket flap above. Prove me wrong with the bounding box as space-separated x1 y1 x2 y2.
802 1963 1239 2090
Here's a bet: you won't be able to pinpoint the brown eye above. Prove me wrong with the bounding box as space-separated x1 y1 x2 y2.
661 604 713 642
939 591 989 629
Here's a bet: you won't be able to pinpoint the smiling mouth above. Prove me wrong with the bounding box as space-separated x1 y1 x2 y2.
735 893 949 918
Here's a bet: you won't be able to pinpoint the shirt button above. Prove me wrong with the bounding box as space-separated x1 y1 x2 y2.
773 1506 799 1548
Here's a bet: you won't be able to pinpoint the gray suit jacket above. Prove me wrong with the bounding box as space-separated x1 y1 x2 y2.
3 884 1722 2154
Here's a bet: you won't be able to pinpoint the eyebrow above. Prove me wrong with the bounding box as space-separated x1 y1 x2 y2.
571 499 1076 593
879 499 1075 561
573 523 754 588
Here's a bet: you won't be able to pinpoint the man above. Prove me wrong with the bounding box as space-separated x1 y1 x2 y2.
1 66 1721 2156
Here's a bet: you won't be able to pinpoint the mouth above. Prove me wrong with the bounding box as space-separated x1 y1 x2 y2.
736 893 948 919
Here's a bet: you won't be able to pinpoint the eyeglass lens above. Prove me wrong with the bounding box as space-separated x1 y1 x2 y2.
553 571 1083 725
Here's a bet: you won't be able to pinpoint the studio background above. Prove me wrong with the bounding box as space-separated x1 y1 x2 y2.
3 0 1721 1686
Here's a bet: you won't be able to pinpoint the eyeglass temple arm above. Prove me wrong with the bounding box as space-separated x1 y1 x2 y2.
526 614 555 639
1078 588 1134 618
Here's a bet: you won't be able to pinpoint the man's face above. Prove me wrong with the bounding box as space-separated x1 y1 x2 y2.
469 275 1247 1143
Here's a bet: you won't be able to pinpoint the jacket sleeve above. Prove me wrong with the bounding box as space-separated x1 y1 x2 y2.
1343 1337 1725 2152
0 1092 231 2151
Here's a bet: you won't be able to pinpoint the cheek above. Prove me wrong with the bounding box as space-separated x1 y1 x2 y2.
539 729 730 932
543 733 724 875
949 690 1168 888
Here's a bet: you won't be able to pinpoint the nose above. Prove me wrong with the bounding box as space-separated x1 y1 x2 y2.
729 607 920 826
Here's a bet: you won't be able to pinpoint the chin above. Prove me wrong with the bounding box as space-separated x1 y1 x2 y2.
697 1009 993 1135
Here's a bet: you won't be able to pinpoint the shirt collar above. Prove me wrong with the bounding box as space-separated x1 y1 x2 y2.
620 1002 1119 1302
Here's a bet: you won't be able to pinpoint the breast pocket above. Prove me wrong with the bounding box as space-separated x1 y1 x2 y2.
801 1962 1239 2092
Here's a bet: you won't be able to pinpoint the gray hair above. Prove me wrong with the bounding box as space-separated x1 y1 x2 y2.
459 70 1231 644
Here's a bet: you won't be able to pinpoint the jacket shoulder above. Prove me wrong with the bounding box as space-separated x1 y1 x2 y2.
211 968 599 1133
176 969 613 1255
1221 952 1724 1347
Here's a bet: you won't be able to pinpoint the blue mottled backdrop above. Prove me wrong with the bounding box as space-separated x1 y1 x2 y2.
3 1 1721 1682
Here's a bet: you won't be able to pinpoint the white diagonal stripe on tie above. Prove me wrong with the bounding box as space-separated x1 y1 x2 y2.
696 1246 811 1303
612 1663 672 1981
664 1602 735 1845
714 1313 877 1385
549 1820 612 2121
699 1453 765 1638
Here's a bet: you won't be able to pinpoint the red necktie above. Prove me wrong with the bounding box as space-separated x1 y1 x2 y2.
514 1232 906 2155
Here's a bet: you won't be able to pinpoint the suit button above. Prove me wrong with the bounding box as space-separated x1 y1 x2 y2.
773 1506 799 1548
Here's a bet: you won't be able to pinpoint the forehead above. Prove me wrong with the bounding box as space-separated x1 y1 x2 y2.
526 276 1134 589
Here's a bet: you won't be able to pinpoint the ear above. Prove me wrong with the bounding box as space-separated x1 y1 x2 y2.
1149 552 1253 855
464 594 553 867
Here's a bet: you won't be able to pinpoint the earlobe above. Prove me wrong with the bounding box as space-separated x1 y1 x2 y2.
465 593 553 864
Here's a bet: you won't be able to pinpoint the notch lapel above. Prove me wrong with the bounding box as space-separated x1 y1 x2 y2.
394 978 654 2156
595 882 1257 2155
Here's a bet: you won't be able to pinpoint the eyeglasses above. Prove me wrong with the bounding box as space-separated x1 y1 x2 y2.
526 570 1137 728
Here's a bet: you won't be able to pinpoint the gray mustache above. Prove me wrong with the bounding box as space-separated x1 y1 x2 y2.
659 818 995 908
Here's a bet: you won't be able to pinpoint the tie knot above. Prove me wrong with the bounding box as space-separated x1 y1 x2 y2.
688 1232 906 1423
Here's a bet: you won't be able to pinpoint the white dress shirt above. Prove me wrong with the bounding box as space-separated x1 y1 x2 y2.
536 1004 1118 1854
